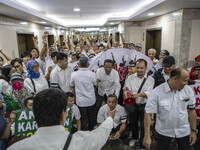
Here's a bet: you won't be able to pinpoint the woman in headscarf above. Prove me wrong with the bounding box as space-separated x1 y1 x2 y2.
24 60 49 94
190 55 200 81
4 73 32 111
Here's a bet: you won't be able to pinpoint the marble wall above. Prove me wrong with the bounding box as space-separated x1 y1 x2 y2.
120 8 200 67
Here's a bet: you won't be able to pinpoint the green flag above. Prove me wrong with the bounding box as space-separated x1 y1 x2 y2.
64 107 72 132
14 109 38 136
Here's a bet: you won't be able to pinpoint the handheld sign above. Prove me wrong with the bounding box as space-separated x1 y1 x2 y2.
15 109 38 136
189 82 200 119
64 107 72 132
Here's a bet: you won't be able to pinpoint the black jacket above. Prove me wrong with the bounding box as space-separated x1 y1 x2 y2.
153 68 166 88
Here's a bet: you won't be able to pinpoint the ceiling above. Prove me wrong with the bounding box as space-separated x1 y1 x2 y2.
0 0 200 28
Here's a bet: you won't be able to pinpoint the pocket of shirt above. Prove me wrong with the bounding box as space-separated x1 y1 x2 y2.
159 101 171 112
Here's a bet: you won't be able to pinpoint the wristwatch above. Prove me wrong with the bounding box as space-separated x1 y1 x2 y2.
191 129 198 134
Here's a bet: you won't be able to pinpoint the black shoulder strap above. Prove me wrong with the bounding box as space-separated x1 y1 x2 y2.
29 78 36 93
63 134 73 150
137 76 148 93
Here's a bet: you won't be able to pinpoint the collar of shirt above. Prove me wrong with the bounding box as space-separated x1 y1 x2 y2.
133 72 148 79
57 65 70 72
79 68 89 71
35 125 66 135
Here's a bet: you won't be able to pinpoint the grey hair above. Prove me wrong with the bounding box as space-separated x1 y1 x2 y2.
79 56 89 67
148 48 156 54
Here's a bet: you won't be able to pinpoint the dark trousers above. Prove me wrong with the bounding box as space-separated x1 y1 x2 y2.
156 133 192 150
95 94 106 114
130 103 145 149
111 123 130 139
78 104 96 131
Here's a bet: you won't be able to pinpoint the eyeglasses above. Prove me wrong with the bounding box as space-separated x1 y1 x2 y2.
33 65 39 69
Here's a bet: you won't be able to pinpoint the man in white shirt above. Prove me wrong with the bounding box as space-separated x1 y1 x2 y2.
70 56 97 131
125 59 154 149
143 67 197 150
7 88 116 150
50 52 73 93
96 59 121 113
97 94 129 139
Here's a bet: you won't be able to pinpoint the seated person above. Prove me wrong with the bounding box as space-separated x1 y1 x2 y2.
190 55 200 81
97 94 129 139
65 92 81 132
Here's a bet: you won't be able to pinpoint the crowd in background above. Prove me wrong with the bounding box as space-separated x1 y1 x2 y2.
0 31 200 150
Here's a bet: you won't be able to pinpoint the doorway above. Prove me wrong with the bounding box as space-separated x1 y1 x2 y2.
48 35 54 46
146 29 161 59
115 32 119 42
60 35 64 46
17 34 34 57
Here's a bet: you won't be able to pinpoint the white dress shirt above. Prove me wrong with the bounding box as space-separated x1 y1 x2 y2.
145 82 196 138
96 68 121 98
0 79 11 94
72 104 81 121
97 104 127 128
50 65 73 93
70 68 96 107
125 73 154 104
24 74 49 94
7 117 114 150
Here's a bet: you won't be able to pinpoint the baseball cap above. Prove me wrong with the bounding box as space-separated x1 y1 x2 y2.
163 56 175 67
160 50 170 56
135 43 142 48
49 46 56 51
195 55 200 61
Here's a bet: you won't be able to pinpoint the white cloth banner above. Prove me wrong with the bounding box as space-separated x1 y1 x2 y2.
68 48 153 81
189 82 200 119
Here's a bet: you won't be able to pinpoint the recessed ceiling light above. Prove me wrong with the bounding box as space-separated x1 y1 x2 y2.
58 26 62 29
148 13 155 16
20 22 27 25
45 27 50 29
73 8 80 12
110 23 114 25
41 21 46 24
172 13 180 16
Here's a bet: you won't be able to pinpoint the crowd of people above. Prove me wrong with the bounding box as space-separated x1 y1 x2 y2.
0 31 200 150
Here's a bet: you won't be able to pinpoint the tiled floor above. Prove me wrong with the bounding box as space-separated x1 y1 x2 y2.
102 138 194 150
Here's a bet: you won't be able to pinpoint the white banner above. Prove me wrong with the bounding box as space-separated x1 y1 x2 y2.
189 82 200 119
68 48 153 81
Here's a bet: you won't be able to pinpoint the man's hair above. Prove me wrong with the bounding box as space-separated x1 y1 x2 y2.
72 53 80 59
11 58 23 66
21 52 30 59
170 67 188 79
104 59 114 66
51 51 58 59
33 89 67 127
0 56 4 62
107 94 117 101
24 96 34 107
65 92 74 100
79 56 88 67
136 59 147 67
56 52 68 62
